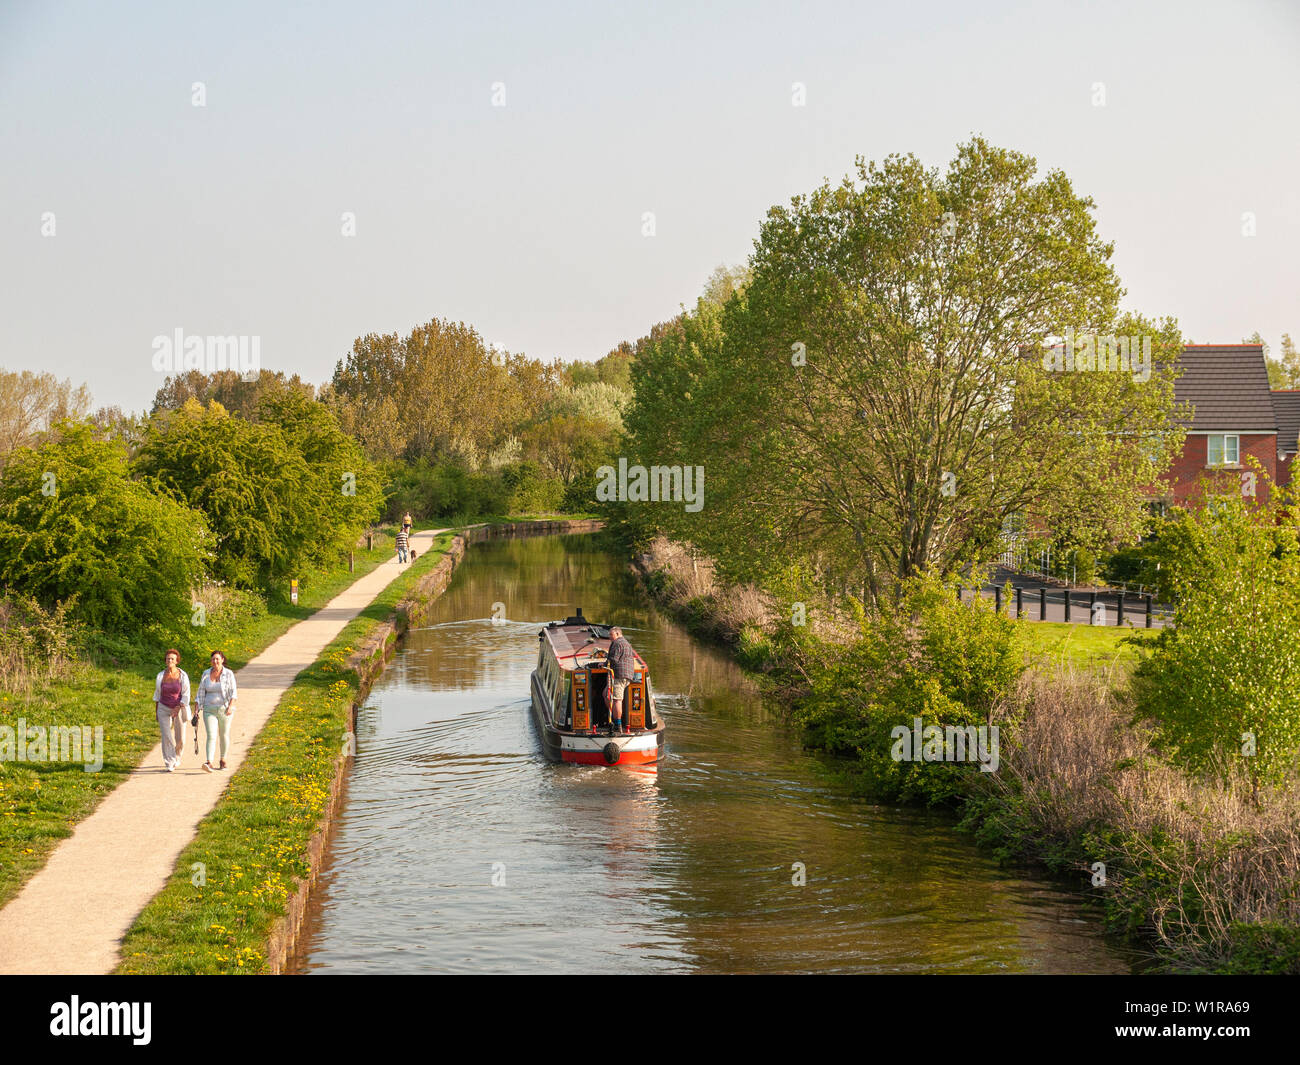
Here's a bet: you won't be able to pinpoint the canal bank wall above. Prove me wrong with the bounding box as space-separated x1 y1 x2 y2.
267 518 604 973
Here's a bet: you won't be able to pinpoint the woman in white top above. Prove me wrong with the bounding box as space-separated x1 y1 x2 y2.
196 650 238 773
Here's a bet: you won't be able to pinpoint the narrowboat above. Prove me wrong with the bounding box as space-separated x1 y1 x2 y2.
530 609 665 766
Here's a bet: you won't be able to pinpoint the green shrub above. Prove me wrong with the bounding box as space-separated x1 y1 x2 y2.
0 422 209 628
383 457 565 521
500 460 564 513
793 572 1024 804
1074 547 1097 586
561 471 598 514
1214 922 1300 975
1133 490 1300 788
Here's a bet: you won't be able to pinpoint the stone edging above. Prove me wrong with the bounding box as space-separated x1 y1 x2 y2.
266 518 603 972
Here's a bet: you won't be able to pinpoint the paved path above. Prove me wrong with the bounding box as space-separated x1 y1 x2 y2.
963 565 1171 628
0 529 445 974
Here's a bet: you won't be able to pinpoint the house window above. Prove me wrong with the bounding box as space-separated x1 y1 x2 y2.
1207 434 1239 466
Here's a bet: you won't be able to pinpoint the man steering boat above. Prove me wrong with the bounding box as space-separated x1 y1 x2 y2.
605 625 635 735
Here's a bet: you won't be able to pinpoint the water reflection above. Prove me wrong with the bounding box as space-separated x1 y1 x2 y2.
295 535 1139 974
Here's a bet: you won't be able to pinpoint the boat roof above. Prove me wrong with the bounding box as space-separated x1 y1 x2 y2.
540 621 648 672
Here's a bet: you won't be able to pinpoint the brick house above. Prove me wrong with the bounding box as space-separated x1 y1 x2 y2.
1159 344 1278 506
1270 389 1300 489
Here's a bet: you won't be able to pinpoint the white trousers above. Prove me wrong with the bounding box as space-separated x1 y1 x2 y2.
156 705 187 769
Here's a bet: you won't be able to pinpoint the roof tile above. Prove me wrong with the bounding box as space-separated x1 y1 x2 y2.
1173 345 1276 432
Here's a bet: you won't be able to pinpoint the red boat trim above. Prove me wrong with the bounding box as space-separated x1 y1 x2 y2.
561 747 659 766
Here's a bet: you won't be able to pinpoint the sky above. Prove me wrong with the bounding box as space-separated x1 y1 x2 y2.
1 0 1298 413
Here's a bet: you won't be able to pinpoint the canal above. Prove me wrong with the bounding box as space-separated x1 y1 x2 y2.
293 533 1140 974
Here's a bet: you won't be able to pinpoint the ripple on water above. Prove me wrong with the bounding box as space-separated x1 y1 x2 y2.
294 536 1142 975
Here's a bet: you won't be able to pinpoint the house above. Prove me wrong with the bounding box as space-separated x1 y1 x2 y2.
1160 344 1278 506
1270 390 1300 488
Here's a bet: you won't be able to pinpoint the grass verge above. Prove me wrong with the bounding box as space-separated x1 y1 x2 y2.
1017 620 1156 673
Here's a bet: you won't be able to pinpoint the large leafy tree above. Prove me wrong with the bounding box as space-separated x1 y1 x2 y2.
628 138 1184 609
1134 486 1300 789
135 397 378 587
135 399 303 586
0 421 209 628
327 318 562 463
256 386 384 559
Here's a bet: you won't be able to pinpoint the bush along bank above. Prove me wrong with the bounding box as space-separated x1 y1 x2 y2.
116 518 601 974
630 533 1300 974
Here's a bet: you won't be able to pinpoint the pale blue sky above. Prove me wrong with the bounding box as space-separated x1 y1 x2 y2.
2 0 1298 412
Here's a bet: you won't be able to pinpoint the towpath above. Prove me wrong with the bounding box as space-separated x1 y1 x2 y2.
0 528 446 974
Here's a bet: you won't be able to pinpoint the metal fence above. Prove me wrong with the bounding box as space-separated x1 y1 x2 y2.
958 581 1172 628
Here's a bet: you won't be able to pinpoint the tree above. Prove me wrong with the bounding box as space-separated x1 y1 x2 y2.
1257 332 1300 390
0 369 92 466
257 386 383 552
567 346 634 391
135 399 326 586
0 421 209 629
627 138 1183 610
150 368 316 420
700 262 752 307
521 413 620 484
328 319 562 463
542 382 628 432
1134 484 1300 789
88 406 147 452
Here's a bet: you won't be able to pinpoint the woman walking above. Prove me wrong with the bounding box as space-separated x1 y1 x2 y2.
152 649 191 772
196 650 238 773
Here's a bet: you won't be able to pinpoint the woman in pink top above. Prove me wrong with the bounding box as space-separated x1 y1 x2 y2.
152 649 192 772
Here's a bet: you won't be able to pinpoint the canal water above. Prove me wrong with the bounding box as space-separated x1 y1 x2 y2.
293 533 1140 974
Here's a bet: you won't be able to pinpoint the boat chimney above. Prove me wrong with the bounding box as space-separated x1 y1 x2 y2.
576 607 584 619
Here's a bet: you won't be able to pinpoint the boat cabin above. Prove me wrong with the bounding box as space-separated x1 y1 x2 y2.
530 608 664 765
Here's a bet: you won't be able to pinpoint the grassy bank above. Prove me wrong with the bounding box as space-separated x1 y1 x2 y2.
632 536 1300 974
961 667 1300 973
117 530 457 974
0 525 422 909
